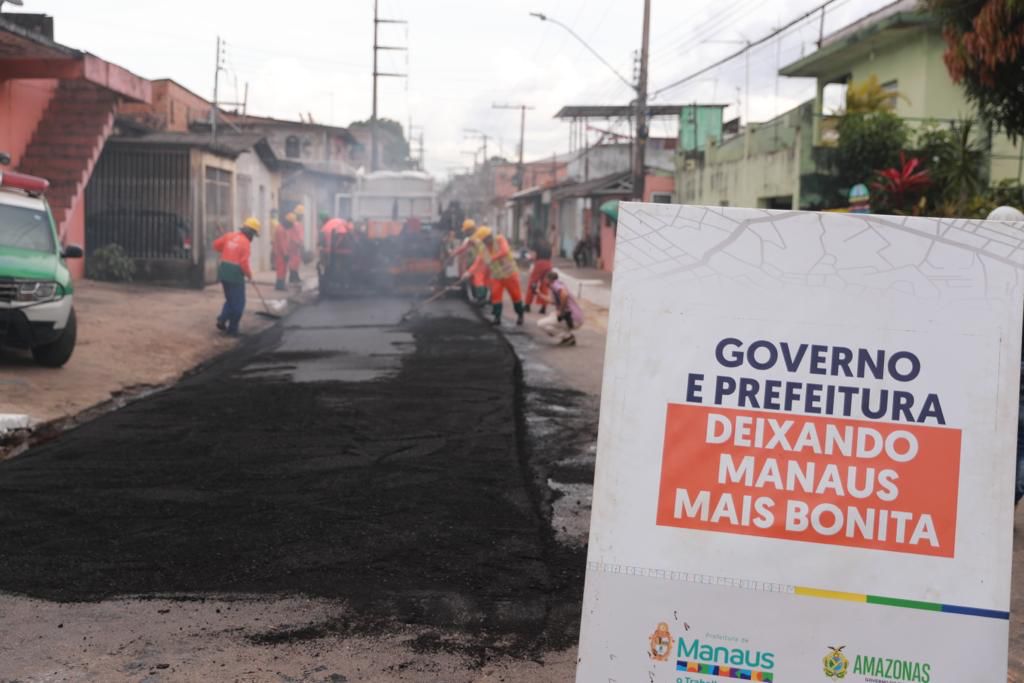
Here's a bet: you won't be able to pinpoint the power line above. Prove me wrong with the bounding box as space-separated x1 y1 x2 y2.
650 0 843 100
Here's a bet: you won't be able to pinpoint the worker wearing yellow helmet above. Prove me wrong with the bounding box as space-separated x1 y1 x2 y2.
460 226 524 326
213 217 261 336
447 218 488 304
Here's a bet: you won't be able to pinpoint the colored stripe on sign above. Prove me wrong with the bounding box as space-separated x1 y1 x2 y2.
795 585 1009 620
675 660 774 681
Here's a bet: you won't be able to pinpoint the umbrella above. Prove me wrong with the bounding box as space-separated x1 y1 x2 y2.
599 200 619 222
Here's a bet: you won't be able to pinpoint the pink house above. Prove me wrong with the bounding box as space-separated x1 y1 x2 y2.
0 14 150 278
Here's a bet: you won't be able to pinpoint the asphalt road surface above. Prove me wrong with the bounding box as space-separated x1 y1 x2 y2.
0 297 595 681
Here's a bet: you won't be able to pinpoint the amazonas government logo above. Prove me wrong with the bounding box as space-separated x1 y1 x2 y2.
823 645 849 680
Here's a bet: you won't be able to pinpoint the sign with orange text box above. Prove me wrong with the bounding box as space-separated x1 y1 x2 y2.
656 404 961 557
575 205 1023 683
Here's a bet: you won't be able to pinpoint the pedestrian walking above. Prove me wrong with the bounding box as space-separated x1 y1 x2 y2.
572 231 593 268
524 236 553 314
537 270 583 346
214 217 260 336
461 226 525 326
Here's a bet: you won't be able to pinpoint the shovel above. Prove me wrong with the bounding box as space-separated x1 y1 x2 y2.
250 280 287 319
401 285 457 322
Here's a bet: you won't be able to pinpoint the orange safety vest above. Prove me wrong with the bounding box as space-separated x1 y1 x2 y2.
213 231 252 281
471 235 517 280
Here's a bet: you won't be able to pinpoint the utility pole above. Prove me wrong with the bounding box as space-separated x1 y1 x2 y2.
463 129 491 165
372 0 407 171
494 103 534 242
211 36 225 143
632 0 651 202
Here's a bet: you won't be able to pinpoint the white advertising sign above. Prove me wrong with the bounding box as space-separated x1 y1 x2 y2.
577 204 1022 682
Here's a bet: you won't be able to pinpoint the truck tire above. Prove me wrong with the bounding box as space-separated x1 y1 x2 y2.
32 308 77 368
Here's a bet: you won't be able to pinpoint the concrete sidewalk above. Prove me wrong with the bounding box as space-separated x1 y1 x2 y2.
0 266 316 445
550 258 612 310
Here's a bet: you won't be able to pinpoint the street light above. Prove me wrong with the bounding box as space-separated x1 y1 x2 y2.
529 12 636 92
529 6 651 202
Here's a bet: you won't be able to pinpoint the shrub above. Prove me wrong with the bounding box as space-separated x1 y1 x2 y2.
835 112 909 189
88 244 136 282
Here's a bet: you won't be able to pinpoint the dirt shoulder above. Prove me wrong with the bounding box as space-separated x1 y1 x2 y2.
0 270 309 434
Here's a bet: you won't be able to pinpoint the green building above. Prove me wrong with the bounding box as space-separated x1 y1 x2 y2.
677 0 1023 210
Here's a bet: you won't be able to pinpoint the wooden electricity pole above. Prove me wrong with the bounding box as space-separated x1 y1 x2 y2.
371 0 407 171
631 0 651 201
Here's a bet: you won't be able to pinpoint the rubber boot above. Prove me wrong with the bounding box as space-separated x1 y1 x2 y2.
523 304 532 313
491 302 503 325
514 301 524 326
275 279 286 291
539 305 547 315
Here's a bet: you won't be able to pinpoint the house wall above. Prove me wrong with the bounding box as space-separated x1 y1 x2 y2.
0 79 58 166
233 150 280 272
119 80 211 132
814 24 1021 185
677 110 805 209
644 175 675 202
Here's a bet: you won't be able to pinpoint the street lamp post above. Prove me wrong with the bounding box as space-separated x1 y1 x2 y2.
530 4 651 201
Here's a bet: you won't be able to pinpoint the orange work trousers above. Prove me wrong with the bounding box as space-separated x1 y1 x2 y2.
490 275 523 305
525 259 552 306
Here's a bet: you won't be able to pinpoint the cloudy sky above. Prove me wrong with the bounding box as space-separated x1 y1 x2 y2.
17 0 893 177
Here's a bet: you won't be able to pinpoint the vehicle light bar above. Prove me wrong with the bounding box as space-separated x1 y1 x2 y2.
0 170 50 194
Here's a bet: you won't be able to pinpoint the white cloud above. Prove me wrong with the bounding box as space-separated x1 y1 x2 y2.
20 0 895 178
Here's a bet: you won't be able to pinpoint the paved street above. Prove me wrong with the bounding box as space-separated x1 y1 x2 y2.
0 296 593 681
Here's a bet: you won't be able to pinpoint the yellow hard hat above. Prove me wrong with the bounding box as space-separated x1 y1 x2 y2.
243 217 262 233
473 226 493 241
461 218 476 233
285 212 297 222
294 204 305 216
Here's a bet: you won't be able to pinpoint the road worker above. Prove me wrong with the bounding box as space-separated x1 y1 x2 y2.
537 270 583 346
524 235 553 314
214 217 260 336
447 219 488 304
272 211 289 290
287 206 305 284
461 226 524 326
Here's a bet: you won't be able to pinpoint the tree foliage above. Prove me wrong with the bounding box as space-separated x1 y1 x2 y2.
916 120 988 208
347 117 411 169
925 0 1024 139
843 74 906 114
835 111 909 188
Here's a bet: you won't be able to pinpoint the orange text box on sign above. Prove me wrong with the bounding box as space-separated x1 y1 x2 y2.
655 404 961 557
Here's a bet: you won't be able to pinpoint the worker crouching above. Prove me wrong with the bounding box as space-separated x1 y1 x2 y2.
214 217 260 336
537 270 583 346
461 226 525 326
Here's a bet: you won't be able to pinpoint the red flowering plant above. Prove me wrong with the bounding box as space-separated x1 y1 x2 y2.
871 152 933 214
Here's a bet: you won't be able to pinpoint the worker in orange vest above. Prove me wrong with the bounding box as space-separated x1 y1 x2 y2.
461 226 524 326
524 234 553 314
447 219 489 304
287 205 305 284
214 217 260 336
271 210 289 290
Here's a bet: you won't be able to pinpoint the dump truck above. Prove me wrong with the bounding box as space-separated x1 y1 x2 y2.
320 171 448 298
